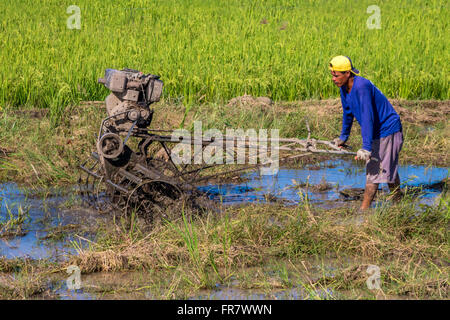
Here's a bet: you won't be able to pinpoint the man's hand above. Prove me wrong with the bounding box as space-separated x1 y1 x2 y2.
355 149 371 161
331 138 346 147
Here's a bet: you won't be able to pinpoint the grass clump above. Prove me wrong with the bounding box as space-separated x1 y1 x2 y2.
0 257 62 299
0 203 30 238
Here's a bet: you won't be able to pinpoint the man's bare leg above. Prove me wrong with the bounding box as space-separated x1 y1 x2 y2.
388 175 402 202
360 183 378 210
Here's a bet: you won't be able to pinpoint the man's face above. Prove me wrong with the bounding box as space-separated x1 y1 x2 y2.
330 70 350 87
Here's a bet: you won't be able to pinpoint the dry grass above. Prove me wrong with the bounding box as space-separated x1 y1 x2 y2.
0 258 62 299
0 272 47 299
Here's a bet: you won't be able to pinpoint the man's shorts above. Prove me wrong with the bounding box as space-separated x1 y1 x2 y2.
366 131 403 184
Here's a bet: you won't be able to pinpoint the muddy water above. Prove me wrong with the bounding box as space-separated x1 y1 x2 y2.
42 272 335 300
52 278 336 300
192 285 335 300
199 159 448 206
41 257 348 300
0 183 100 261
39 257 400 300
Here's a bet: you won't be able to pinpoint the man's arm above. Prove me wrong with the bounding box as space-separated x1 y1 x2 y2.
357 84 375 152
339 96 354 142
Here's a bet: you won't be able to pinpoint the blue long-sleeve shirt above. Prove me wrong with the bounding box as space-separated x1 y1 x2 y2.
339 76 402 152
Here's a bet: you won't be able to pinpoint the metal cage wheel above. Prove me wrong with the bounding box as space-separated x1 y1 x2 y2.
125 179 183 222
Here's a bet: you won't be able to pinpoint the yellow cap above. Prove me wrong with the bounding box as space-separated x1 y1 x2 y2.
329 56 360 75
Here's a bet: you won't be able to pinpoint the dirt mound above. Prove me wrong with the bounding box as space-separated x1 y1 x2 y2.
227 95 273 112
390 100 450 124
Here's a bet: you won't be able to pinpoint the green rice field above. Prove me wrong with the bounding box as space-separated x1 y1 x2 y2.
0 0 448 110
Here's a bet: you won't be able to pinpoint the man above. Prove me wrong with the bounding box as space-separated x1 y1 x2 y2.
329 55 403 210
